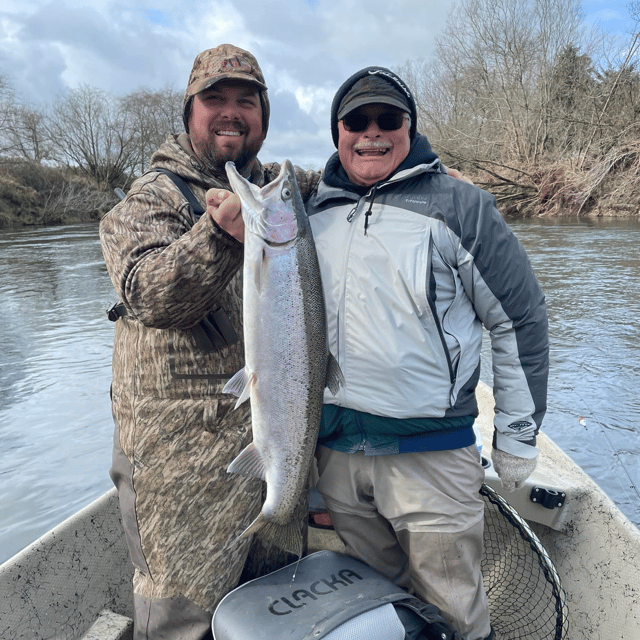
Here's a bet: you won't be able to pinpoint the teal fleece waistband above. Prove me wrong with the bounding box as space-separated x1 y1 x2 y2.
318 405 476 455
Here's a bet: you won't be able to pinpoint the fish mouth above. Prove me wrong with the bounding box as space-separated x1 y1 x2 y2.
226 159 302 246
354 141 392 156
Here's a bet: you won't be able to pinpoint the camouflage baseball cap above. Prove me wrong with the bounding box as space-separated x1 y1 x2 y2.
183 44 270 133
185 44 267 97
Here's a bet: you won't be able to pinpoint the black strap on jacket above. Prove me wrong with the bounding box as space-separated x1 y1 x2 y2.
105 170 238 353
190 305 238 353
106 300 237 353
150 168 205 218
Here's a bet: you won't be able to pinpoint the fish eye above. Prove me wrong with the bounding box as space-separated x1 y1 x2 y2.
281 183 292 200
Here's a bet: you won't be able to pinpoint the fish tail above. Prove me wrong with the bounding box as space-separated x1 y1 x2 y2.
241 513 304 557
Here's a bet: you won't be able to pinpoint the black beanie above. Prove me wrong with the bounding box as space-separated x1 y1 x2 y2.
330 66 418 147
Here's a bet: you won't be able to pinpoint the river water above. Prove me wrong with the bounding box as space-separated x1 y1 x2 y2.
1 219 639 564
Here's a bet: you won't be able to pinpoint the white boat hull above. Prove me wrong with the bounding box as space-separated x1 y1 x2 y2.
1 382 639 639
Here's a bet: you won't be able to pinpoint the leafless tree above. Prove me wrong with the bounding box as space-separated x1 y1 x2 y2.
119 86 183 176
629 0 640 30
578 31 640 167
46 84 138 189
0 75 17 157
410 0 588 168
3 104 52 164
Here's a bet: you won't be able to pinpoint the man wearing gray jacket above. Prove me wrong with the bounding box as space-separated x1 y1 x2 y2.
304 67 549 640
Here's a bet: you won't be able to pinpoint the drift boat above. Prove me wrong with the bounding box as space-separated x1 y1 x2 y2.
1 381 639 640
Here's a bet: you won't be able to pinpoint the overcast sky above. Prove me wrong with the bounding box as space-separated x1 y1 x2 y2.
0 0 634 169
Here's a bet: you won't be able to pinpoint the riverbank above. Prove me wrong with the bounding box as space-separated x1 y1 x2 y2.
490 143 640 219
1 143 639 227
0 162 118 228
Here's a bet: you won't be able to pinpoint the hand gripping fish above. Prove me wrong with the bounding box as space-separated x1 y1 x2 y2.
223 160 343 557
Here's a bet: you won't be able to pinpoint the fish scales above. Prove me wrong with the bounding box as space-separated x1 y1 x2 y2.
223 160 342 556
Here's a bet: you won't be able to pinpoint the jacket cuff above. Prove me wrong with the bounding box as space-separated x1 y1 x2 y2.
200 210 243 249
493 430 539 459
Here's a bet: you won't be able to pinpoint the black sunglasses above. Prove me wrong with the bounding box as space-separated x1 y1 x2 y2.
341 111 408 132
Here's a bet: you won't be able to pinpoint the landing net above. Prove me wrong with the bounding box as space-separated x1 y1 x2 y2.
480 483 569 640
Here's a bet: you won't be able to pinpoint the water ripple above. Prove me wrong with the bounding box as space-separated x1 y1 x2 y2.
1 218 639 563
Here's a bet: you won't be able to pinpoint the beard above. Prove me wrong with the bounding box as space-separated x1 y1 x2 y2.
198 142 256 175
191 122 263 176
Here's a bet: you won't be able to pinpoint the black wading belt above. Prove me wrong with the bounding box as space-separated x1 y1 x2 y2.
106 169 238 353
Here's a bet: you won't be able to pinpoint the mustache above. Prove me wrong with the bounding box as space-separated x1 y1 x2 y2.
211 120 248 133
353 140 392 151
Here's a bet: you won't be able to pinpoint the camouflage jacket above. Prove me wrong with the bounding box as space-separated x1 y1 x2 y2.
99 134 321 611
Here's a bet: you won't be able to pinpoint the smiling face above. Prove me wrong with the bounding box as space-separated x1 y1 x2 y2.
188 80 265 175
337 104 411 188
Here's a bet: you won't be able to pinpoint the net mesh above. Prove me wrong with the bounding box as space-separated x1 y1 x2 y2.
480 484 569 640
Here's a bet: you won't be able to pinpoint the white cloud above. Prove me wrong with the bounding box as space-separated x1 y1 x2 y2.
1 0 453 165
1 0 628 167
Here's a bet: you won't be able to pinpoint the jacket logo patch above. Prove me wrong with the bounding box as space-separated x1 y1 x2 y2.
508 421 532 431
403 196 429 205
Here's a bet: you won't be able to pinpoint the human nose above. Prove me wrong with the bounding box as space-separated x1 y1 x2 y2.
362 119 382 135
218 101 240 119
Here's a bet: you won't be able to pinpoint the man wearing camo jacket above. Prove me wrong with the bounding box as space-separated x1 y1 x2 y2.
99 44 320 640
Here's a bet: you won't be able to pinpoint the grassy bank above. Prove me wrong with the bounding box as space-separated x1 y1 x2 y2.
0 162 119 228
1 146 639 229
479 143 640 219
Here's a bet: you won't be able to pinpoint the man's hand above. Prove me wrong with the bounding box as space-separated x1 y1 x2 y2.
492 448 537 492
206 188 244 243
446 167 474 185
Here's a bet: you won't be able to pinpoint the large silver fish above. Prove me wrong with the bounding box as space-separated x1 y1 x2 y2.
223 160 343 557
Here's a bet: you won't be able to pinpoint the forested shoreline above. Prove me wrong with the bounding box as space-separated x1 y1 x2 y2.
1 0 639 227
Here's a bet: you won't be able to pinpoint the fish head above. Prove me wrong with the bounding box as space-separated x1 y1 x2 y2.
226 160 305 245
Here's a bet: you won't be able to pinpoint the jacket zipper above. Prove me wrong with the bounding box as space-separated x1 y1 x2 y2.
424 235 457 399
336 196 367 403
346 184 380 235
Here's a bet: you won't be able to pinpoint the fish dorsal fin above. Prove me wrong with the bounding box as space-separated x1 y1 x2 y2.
227 442 266 481
222 367 255 409
325 353 345 395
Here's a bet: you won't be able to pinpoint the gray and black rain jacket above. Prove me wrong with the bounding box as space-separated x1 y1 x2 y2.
306 134 548 458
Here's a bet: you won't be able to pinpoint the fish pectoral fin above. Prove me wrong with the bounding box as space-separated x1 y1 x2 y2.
227 442 266 480
222 368 247 397
235 372 256 408
325 353 345 395
222 368 255 409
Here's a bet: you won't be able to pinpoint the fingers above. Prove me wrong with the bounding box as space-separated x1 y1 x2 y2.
446 167 474 185
206 188 244 243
